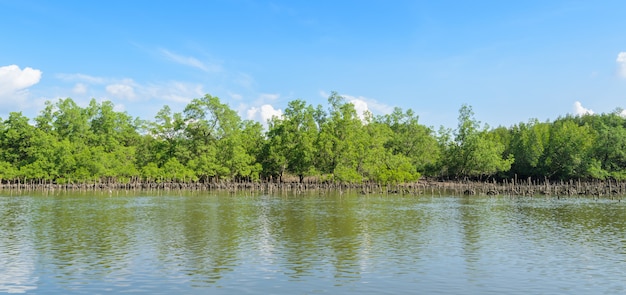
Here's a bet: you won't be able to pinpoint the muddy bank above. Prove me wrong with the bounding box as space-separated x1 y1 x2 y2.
1 178 625 198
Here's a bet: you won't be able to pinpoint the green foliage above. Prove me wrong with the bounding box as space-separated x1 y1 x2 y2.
508 119 550 178
316 92 370 182
142 162 162 182
441 105 513 179
578 112 626 179
0 112 36 167
333 163 362 183
162 158 196 182
1 94 624 184
380 107 440 175
0 161 18 180
183 94 259 180
265 99 319 182
541 118 594 179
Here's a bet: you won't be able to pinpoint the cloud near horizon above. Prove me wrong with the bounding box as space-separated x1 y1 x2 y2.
0 65 43 115
241 93 284 126
618 52 626 78
247 104 283 124
573 101 594 116
0 65 42 97
319 91 394 120
344 94 394 118
57 70 206 105
151 81 205 104
72 83 88 95
106 84 136 100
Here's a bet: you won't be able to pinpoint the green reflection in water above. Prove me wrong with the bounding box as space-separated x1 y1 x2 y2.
1 191 625 294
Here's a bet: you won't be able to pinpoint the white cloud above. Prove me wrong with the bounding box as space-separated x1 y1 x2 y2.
260 104 283 122
106 82 136 100
58 73 204 107
113 103 125 112
55 73 105 84
343 94 394 121
319 91 394 117
247 104 283 123
346 95 393 115
72 83 87 94
0 65 42 115
573 101 594 116
142 81 204 104
0 65 42 97
349 98 369 120
0 65 211 120
617 52 626 78
159 49 220 72
238 93 285 128
58 72 203 104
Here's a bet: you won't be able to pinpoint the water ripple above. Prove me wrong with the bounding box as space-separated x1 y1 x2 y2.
1 193 626 294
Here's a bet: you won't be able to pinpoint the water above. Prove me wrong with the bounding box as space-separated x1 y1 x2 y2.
1 191 625 294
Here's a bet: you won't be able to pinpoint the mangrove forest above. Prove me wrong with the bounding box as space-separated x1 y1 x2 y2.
1 92 626 186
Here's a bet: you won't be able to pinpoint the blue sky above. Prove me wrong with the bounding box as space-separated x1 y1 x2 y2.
1 0 625 129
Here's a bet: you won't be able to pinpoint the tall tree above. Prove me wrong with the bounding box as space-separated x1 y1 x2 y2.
0 112 36 168
508 119 550 178
51 98 92 143
541 117 595 179
148 105 187 166
265 100 318 182
443 105 513 179
315 92 367 182
184 94 257 180
381 107 440 175
360 119 420 183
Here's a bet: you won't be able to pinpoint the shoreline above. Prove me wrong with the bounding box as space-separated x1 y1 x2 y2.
1 178 625 198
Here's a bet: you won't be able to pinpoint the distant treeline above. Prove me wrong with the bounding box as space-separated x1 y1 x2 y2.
1 92 625 185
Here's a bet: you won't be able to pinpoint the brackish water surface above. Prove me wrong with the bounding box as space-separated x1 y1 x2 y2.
1 191 625 294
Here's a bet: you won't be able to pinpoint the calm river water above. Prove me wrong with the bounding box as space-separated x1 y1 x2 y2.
1 191 625 294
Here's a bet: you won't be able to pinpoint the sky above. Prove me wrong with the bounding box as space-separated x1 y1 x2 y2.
1 0 626 130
